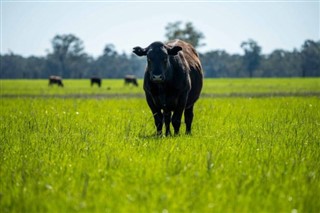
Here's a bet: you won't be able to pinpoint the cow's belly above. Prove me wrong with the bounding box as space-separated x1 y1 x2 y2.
153 95 182 112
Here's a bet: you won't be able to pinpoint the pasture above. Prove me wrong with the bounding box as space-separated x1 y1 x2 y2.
0 78 319 212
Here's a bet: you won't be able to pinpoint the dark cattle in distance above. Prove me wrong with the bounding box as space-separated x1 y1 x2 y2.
91 77 102 87
124 75 138 86
133 39 203 136
48 75 64 87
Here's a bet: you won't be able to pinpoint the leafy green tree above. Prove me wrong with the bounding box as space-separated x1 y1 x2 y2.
49 34 88 78
241 39 261 77
300 40 320 77
103 44 117 57
25 56 46 78
0 53 26 78
259 49 301 77
165 21 205 48
200 51 243 78
94 44 119 78
93 43 145 79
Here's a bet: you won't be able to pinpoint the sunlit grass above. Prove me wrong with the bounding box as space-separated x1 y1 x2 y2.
1 96 319 212
202 78 320 95
1 78 319 96
0 79 142 96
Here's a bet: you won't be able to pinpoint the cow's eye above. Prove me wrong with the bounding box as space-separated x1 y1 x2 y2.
164 58 168 63
147 58 151 63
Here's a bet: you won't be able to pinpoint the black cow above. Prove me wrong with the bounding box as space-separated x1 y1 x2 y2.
133 40 203 136
124 75 138 86
91 77 102 87
48 76 63 87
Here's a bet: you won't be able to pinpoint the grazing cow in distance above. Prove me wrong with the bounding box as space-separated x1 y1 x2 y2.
133 39 203 136
124 75 138 87
91 77 102 87
48 75 64 87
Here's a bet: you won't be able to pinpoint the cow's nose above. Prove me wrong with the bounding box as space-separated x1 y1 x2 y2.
152 74 164 82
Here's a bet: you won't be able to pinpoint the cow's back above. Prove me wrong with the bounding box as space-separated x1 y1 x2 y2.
166 40 203 108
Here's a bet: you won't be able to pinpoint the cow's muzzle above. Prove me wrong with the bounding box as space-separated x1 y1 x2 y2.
151 74 164 83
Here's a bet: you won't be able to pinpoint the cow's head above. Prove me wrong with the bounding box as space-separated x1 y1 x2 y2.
133 41 182 83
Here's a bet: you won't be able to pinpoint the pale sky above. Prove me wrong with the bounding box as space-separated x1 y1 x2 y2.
1 0 319 57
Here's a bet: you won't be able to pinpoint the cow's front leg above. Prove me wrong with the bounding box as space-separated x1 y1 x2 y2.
146 94 163 135
172 109 184 135
153 111 163 135
164 111 172 136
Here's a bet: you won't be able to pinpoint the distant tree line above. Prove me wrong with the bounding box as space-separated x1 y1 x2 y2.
0 34 145 79
1 22 319 79
201 39 320 78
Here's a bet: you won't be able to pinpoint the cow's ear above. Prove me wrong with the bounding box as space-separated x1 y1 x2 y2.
133 46 147 56
167 46 182 55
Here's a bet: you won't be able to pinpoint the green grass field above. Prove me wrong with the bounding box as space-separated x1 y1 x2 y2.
1 78 320 97
1 78 319 212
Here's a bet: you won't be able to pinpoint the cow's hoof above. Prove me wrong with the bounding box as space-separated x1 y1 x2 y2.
156 131 162 137
165 131 172 137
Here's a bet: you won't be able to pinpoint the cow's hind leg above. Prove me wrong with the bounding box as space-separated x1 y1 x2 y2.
172 95 188 135
184 105 194 135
